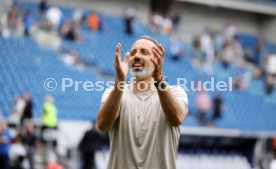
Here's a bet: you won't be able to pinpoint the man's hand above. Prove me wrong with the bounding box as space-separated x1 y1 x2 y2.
98 43 128 132
114 43 130 81
151 44 165 81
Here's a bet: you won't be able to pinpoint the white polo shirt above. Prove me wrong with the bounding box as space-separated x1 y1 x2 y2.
101 85 188 169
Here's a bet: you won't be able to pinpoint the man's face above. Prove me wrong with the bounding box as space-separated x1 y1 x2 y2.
128 39 157 79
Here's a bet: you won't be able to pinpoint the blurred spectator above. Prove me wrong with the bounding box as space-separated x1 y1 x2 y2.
264 53 276 95
12 127 24 144
45 6 63 32
79 121 104 169
170 35 184 61
10 127 25 169
192 33 203 69
47 151 64 169
266 53 276 77
39 0 48 14
20 92 33 125
256 32 268 65
32 20 62 50
9 95 25 126
212 92 224 120
162 17 173 35
243 46 255 64
198 30 214 74
73 8 83 27
166 6 181 29
149 12 164 33
24 122 38 169
265 75 274 95
201 30 215 62
219 42 235 69
232 36 244 62
124 7 136 35
224 24 237 43
61 21 80 41
87 12 101 31
48 163 64 169
233 60 250 91
0 0 12 15
196 90 212 125
41 96 58 147
213 31 224 55
271 151 276 169
1 4 23 38
23 10 35 36
60 50 84 70
273 137 276 150
61 51 76 66
0 120 11 169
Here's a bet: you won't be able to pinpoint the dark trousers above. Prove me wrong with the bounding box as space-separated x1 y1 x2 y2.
27 147 35 169
82 152 96 169
0 154 10 169
41 125 58 148
198 111 207 125
125 19 133 35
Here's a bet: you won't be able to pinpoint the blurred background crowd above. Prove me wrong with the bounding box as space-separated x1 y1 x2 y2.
1 0 276 168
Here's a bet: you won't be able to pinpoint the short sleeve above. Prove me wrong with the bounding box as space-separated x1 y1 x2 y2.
101 87 114 104
170 85 188 109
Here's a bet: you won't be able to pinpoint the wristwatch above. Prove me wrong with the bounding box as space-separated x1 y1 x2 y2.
154 76 168 89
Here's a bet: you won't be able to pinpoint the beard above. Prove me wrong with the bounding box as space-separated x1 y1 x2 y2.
129 67 152 79
128 59 154 79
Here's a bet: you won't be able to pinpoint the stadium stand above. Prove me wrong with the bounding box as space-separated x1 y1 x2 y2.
1 1 276 168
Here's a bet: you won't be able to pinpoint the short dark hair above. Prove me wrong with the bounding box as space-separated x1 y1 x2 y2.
137 36 160 48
